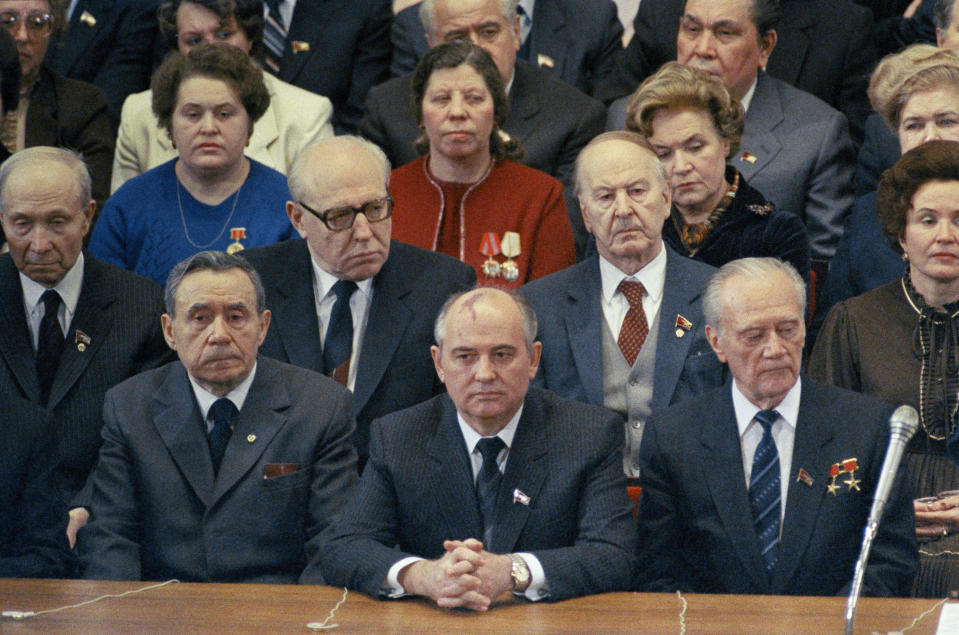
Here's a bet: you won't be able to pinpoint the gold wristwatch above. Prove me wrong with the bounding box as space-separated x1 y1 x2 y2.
508 553 531 592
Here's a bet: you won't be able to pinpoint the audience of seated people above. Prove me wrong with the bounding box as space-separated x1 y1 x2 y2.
110 0 334 192
90 43 295 285
11 0 959 608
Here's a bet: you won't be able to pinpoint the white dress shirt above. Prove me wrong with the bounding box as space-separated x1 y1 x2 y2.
732 377 801 522
598 243 666 341
310 259 374 392
21 252 84 352
188 363 257 434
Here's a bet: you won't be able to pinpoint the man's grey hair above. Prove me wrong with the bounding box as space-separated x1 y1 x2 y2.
420 0 518 39
0 146 92 214
935 0 957 31
434 287 537 352
702 257 806 334
287 135 391 202
573 130 666 197
164 251 267 316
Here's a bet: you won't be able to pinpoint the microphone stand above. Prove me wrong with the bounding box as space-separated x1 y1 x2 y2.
844 405 919 635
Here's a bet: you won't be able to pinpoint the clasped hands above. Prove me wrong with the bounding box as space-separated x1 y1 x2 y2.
398 538 514 611
914 493 959 541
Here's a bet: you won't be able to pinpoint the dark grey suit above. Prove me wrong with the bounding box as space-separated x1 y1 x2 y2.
735 71 855 262
242 239 475 466
389 0 624 99
78 357 357 583
520 248 725 412
319 388 637 600
359 60 606 256
637 377 917 596
0 254 172 506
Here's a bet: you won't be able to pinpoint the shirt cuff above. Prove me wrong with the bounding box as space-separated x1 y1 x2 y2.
515 552 549 601
383 556 424 598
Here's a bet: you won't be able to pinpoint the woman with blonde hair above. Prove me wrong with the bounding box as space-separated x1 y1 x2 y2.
625 62 810 280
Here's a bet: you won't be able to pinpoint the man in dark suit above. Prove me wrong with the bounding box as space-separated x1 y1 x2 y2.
636 257 917 595
602 0 876 145
242 136 475 468
0 147 171 545
319 287 636 607
521 131 724 476
0 391 74 578
261 0 392 133
78 251 357 583
44 0 159 126
359 0 606 257
389 0 624 99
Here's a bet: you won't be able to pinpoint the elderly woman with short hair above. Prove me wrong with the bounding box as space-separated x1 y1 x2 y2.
625 62 810 281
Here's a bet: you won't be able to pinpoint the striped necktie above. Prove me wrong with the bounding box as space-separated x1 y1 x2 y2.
750 409 782 575
263 0 287 73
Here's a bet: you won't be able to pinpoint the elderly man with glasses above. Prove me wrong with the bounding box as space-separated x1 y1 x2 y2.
242 135 475 470
0 0 113 211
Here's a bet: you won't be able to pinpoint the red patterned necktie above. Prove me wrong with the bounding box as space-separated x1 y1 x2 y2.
617 280 648 366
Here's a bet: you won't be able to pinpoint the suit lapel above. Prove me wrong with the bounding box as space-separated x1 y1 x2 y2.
700 386 770 590
651 250 702 410
489 396 548 554
272 242 323 373
47 258 115 408
152 364 216 508
280 2 323 84
563 258 604 405
771 380 835 591
0 259 40 399
56 1 113 75
525 1 567 80
505 62 542 148
212 360 290 501
354 250 413 415
736 72 783 182
766 9 815 87
427 397 484 540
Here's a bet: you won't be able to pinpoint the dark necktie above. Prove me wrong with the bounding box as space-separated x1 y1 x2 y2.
208 398 237 475
750 409 782 575
476 436 505 546
36 289 64 405
617 280 648 366
263 0 287 73
322 280 358 383
517 4 532 60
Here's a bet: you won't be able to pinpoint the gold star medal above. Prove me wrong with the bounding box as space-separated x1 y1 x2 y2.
842 458 861 492
827 462 841 495
500 231 521 282
227 227 246 254
479 232 502 279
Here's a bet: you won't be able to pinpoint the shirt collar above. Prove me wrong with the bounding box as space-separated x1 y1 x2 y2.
189 361 257 421
597 243 667 306
20 251 84 317
739 76 758 113
458 405 523 455
310 255 375 300
732 375 801 438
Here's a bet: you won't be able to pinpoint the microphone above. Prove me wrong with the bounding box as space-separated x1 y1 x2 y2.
844 404 919 635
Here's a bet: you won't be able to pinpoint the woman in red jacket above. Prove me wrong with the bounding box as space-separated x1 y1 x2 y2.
389 40 575 288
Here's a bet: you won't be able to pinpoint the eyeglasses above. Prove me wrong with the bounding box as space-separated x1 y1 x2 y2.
0 11 53 37
298 195 393 232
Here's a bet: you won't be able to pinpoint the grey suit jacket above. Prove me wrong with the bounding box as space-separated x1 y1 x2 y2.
637 377 917 596
78 357 358 583
241 239 475 465
520 247 725 411
318 388 637 600
360 60 605 257
736 71 855 262
0 254 172 506
389 0 624 99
